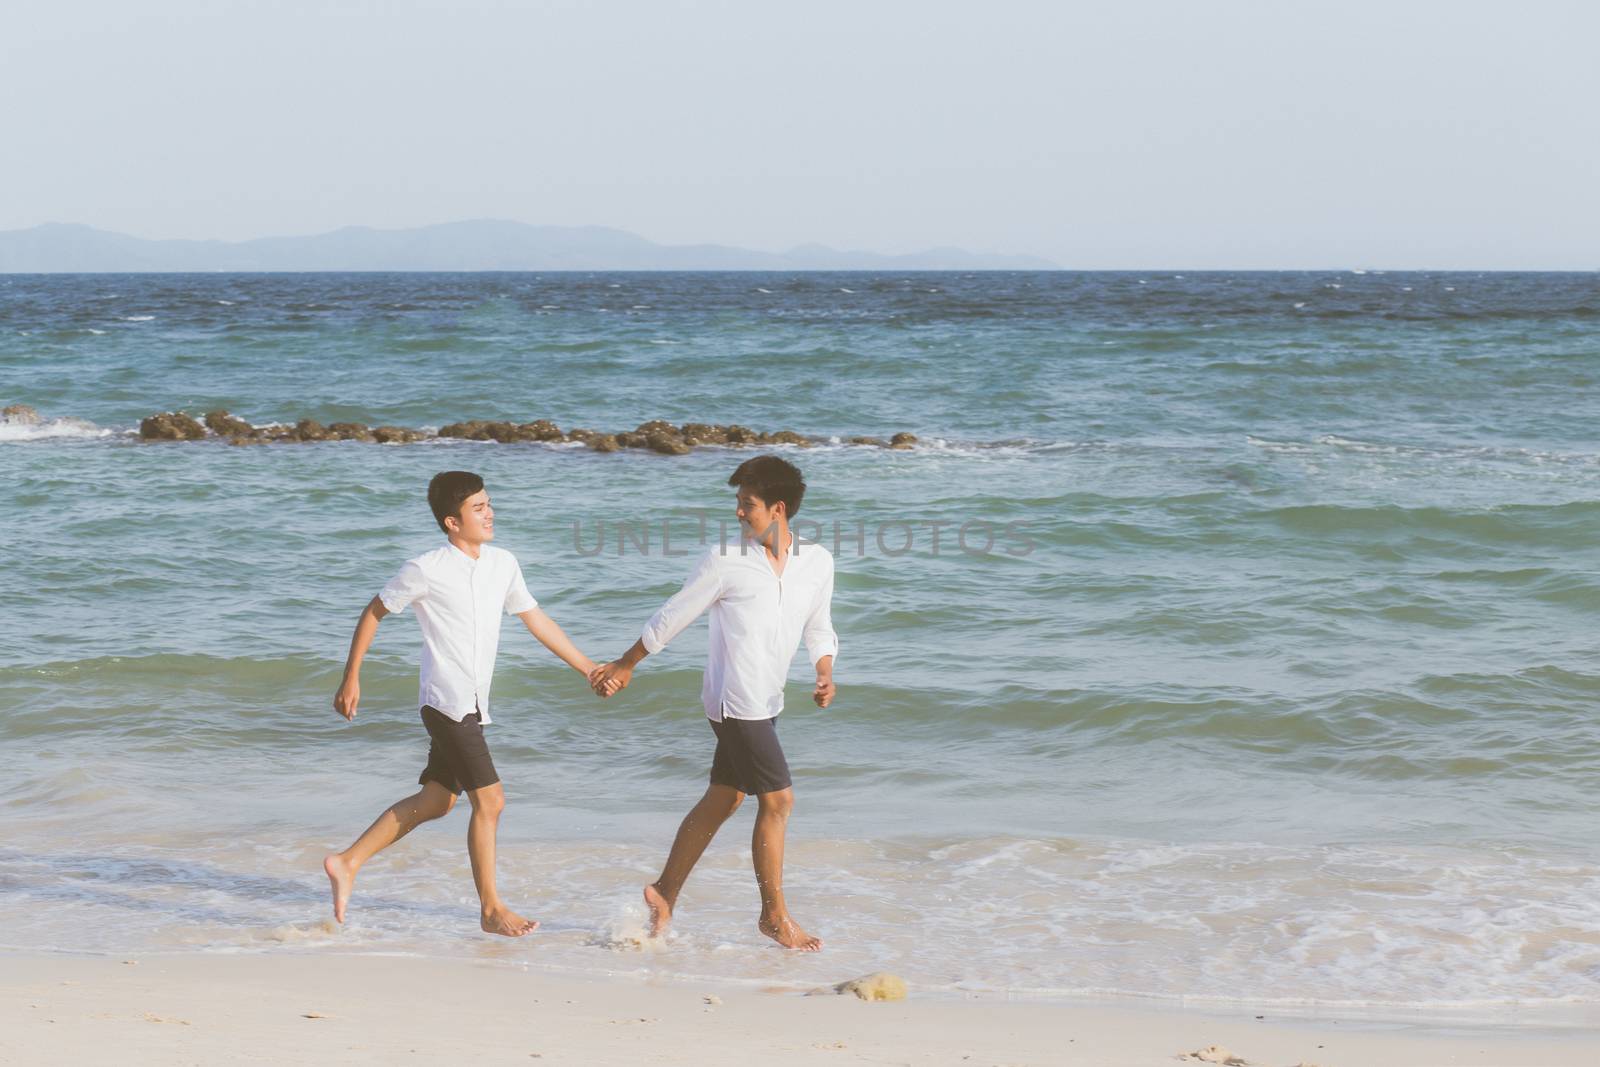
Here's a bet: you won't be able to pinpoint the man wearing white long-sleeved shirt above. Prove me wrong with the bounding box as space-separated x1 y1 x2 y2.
593 455 838 951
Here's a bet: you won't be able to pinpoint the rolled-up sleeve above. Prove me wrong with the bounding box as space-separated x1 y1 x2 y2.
379 560 427 614
640 549 723 655
504 559 538 615
803 560 839 667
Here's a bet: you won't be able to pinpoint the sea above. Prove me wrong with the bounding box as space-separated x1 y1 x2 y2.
2 271 1598 1015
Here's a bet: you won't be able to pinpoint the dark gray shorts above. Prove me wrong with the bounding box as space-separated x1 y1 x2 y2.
418 706 500 795
708 715 791 796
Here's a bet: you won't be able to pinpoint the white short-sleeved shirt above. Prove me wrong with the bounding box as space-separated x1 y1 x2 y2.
378 542 537 724
641 536 838 722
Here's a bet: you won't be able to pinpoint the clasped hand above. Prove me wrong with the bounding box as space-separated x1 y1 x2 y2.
587 661 630 698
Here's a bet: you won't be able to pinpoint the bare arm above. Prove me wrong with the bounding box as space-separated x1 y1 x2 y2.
334 596 390 721
518 607 598 678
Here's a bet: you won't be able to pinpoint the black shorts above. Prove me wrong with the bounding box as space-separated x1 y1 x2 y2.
708 715 792 796
418 706 500 795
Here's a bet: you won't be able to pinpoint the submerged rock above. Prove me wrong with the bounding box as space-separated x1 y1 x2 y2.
889 431 918 450
645 430 691 455
518 419 565 442
723 424 761 446
767 429 811 447
140 412 206 440
204 409 255 437
586 433 620 453
440 419 521 442
326 422 376 442
2 404 42 425
848 435 888 447
681 423 728 445
292 419 330 442
371 425 423 444
615 431 648 449
635 419 678 436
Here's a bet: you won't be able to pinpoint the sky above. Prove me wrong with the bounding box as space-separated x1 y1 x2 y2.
2 0 1597 268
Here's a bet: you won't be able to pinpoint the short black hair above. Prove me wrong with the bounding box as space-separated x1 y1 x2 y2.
728 455 806 516
428 470 485 533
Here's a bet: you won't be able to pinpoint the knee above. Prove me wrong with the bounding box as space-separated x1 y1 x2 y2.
431 794 458 820
404 791 454 827
757 788 794 819
705 787 744 821
471 787 505 819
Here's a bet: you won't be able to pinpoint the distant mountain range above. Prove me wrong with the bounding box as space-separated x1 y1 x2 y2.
0 220 1056 272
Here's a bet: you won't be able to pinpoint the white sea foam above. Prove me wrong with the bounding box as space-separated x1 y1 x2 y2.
124 315 155 322
0 416 114 442
754 288 773 294
7 833 1592 1011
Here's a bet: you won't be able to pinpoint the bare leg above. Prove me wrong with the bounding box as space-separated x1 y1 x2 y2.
752 788 821 951
645 784 745 937
466 782 536 937
323 781 456 923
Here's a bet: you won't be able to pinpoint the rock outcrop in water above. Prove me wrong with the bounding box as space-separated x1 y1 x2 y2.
15 404 925 453
139 412 206 440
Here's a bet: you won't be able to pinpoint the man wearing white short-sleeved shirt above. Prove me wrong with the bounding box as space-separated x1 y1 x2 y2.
593 455 838 952
322 470 604 938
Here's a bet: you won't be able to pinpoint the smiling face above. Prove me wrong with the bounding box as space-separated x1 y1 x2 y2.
445 489 495 544
735 487 784 542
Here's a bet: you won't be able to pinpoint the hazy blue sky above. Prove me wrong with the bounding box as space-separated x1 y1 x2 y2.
2 0 1596 267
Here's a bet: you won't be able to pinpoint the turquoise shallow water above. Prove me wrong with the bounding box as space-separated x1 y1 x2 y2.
2 271 1599 1006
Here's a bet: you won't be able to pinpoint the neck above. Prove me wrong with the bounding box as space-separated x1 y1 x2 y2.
760 516 791 560
448 534 482 559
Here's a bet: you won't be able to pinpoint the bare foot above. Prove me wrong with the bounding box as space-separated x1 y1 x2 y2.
759 914 823 952
323 854 354 924
481 906 538 937
643 883 674 938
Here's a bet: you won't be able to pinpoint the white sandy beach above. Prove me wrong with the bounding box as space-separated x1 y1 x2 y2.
2 952 1595 1067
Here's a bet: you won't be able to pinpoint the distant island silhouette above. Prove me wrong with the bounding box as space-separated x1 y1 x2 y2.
0 220 1057 272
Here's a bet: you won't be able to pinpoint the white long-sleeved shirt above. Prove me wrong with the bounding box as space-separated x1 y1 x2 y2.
641 536 838 722
378 542 537 724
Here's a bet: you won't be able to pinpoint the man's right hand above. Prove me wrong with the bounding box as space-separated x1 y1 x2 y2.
334 678 360 721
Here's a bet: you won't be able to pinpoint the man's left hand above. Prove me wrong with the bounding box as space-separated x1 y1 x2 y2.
813 674 835 708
